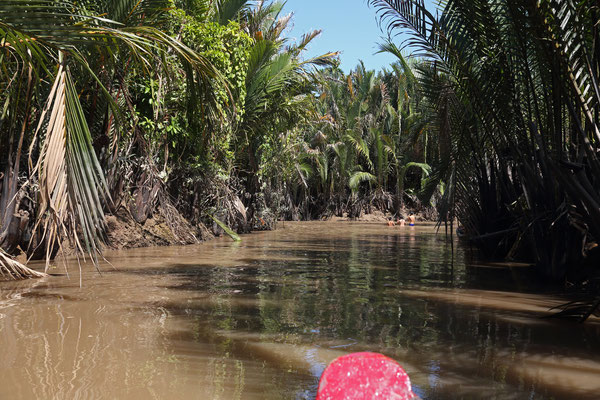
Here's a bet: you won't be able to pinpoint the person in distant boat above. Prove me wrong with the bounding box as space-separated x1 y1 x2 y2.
408 213 416 226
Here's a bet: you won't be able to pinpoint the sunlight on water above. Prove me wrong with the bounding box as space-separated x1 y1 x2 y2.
1 222 599 399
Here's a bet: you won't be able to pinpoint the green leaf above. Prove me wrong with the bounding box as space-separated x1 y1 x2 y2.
210 215 242 241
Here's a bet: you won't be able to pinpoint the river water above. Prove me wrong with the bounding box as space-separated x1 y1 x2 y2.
0 222 599 399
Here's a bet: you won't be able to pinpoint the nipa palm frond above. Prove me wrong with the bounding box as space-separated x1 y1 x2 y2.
349 171 376 192
32 61 110 271
0 249 46 279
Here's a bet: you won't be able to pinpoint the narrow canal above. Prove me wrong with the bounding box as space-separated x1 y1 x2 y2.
1 222 599 399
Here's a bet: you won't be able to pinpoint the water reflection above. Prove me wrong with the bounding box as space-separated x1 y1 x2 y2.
1 222 599 399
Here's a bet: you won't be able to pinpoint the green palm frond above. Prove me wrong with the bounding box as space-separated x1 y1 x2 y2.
538 0 600 141
300 51 340 68
349 171 376 192
211 215 242 241
403 161 431 176
315 152 329 186
295 161 313 188
215 0 253 24
289 29 321 55
0 0 219 275
344 133 373 171
376 38 416 88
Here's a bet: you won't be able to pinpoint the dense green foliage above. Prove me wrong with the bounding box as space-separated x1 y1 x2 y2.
0 0 216 274
3 0 430 279
4 0 598 325
175 14 252 160
262 61 435 221
370 0 600 318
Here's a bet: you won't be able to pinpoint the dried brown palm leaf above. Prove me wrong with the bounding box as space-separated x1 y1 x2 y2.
0 249 46 280
31 60 110 272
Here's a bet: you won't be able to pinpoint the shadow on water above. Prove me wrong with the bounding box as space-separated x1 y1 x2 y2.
1 222 599 399
116 227 600 399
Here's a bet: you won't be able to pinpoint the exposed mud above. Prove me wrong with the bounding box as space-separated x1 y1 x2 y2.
104 207 431 252
330 209 435 223
105 206 213 250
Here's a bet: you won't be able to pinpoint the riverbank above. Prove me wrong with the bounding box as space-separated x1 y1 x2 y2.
329 209 436 223
101 207 436 252
105 206 214 250
3 194 437 276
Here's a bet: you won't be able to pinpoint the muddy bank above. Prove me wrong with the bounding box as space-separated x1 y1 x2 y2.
105 207 214 250
102 206 434 252
8 205 430 271
329 209 436 223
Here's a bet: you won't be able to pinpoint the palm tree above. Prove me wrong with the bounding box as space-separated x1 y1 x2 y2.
233 1 337 199
0 0 216 278
368 0 600 284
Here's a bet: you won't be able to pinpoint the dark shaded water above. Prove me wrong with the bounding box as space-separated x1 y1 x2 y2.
1 222 599 399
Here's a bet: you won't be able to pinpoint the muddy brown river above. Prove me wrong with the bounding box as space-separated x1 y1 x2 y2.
1 222 599 399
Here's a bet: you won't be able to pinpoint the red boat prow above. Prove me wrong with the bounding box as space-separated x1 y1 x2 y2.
316 352 417 400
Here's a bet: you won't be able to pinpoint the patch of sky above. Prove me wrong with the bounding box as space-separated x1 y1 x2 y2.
282 0 438 72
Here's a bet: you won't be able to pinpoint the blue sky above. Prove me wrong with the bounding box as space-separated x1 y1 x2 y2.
281 0 437 73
